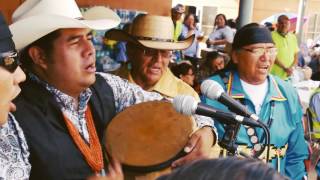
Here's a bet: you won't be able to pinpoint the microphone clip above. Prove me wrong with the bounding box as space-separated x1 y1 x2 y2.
218 123 241 156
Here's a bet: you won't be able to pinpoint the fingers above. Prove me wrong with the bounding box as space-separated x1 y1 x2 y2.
111 158 123 177
105 156 124 180
171 133 201 168
171 127 214 168
184 132 200 153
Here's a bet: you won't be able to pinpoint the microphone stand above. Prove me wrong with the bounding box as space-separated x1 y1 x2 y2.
218 120 271 163
218 122 241 156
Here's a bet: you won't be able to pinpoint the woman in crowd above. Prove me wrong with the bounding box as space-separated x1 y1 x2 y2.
171 62 195 87
198 51 226 82
206 14 234 51
202 23 309 180
0 12 30 179
180 13 203 68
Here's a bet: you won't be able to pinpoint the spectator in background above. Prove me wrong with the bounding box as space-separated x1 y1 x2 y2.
270 15 299 80
308 86 320 180
171 62 195 87
309 86 320 139
308 45 320 80
180 13 203 68
227 18 237 36
171 4 185 62
157 157 289 180
206 14 234 52
171 4 185 42
264 22 275 32
113 23 131 65
198 51 226 82
205 51 226 73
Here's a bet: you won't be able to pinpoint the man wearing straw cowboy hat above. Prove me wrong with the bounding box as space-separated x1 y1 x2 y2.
106 14 199 101
10 0 216 179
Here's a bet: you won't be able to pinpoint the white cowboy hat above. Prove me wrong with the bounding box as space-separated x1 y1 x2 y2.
9 0 121 50
105 14 194 50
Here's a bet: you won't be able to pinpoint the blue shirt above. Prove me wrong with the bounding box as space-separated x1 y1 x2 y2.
115 41 128 63
202 71 308 180
181 25 201 57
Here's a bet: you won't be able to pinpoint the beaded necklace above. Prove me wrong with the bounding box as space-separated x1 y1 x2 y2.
63 106 104 174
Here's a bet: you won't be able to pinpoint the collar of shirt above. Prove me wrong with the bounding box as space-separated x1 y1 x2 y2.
119 66 179 98
28 72 92 142
28 73 92 112
277 30 288 37
226 71 287 103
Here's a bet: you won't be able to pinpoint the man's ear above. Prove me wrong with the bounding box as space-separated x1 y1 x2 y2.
28 47 48 69
231 50 238 64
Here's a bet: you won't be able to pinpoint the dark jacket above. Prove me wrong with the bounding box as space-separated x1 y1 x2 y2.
13 74 116 180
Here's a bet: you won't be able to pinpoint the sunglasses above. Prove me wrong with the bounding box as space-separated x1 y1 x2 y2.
0 51 20 73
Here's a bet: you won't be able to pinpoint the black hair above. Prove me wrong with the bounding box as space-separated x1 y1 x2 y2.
19 30 61 71
227 19 236 29
171 62 194 78
214 13 227 26
205 51 224 67
277 15 289 23
183 13 196 25
157 157 289 180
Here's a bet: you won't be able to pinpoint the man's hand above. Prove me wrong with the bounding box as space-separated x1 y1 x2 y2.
171 126 215 168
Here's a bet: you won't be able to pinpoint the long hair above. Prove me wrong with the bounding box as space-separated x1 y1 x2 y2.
214 13 227 27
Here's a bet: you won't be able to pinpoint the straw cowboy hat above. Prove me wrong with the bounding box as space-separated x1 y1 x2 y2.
9 0 121 50
105 14 194 50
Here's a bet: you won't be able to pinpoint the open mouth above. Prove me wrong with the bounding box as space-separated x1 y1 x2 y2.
85 63 96 73
258 65 269 71
148 66 161 74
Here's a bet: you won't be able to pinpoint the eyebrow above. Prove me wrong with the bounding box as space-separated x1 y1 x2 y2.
66 30 93 42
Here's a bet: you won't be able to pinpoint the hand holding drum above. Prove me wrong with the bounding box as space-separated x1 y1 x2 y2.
104 101 195 173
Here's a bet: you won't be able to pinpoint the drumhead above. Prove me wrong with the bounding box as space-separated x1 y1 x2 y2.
105 101 194 172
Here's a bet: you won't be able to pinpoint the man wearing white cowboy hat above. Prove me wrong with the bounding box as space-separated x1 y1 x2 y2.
10 0 216 179
106 14 216 173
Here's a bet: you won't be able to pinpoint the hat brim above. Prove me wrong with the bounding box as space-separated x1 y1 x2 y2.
105 29 194 50
10 14 120 50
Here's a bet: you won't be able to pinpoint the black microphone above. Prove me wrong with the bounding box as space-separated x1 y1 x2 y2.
173 95 261 127
201 80 260 121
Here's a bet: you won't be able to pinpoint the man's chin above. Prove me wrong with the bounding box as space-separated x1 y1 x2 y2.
81 76 96 89
9 102 16 112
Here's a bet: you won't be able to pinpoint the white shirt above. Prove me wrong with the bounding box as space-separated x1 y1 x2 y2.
240 79 268 115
